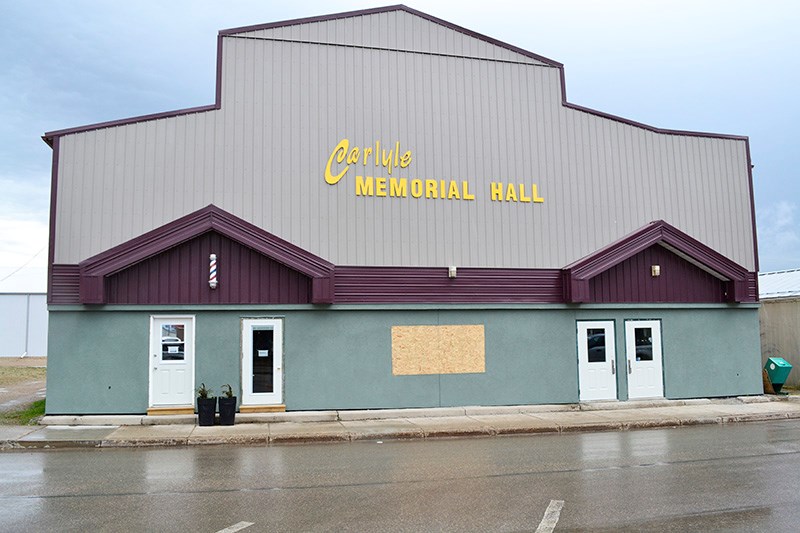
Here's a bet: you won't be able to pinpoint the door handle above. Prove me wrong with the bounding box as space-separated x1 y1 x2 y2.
611 360 615 375
628 360 632 374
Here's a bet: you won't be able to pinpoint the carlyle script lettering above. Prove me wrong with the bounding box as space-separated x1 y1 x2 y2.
324 138 543 204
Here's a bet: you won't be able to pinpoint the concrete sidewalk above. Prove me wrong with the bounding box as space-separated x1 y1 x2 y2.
3 396 800 450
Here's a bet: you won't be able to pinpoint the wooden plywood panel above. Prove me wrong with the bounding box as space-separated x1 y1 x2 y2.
392 325 485 375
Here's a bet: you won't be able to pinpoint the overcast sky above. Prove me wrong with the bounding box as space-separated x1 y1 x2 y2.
1 0 798 290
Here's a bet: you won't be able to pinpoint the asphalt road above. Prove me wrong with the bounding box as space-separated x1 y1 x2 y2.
2 419 800 532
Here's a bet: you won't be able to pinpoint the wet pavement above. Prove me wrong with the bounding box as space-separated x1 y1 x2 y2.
3 396 800 450
2 419 800 531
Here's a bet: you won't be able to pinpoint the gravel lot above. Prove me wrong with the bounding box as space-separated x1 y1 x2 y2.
0 357 46 416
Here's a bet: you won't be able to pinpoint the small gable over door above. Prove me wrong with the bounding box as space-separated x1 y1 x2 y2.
562 220 755 304
588 243 727 303
106 231 312 305
78 205 334 305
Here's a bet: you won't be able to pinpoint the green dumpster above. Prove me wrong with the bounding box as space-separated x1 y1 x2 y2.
764 357 793 393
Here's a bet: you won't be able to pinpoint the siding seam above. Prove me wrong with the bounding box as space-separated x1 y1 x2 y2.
223 34 561 67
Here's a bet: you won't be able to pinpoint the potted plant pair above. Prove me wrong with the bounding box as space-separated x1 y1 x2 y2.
196 383 216 426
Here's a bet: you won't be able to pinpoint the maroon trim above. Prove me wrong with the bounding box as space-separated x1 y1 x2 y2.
105 231 313 305
745 141 759 272
219 5 410 36
562 220 752 303
51 260 759 306
588 244 728 303
42 105 217 145
334 266 563 304
42 5 748 145
209 3 755 142
41 33 226 146
46 137 60 302
562 98 747 141
220 5 561 68
78 205 334 305
50 264 80 304
214 33 223 109
55 264 564 305
746 272 758 301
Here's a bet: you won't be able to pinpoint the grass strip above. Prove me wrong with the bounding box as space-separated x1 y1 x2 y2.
0 399 46 425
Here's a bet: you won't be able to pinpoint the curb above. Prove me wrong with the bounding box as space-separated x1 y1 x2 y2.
6 408 800 450
39 396 791 427
7 396 798 451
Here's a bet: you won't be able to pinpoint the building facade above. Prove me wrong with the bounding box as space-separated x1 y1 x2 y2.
43 6 761 415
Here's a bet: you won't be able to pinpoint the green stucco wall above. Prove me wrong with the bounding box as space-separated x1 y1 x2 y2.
46 311 150 414
45 304 762 414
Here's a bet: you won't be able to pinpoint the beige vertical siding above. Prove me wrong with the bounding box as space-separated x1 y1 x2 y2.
235 10 549 65
53 13 755 271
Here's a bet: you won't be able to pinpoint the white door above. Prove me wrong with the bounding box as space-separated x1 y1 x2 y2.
577 321 618 401
626 320 664 399
241 318 283 406
149 316 195 407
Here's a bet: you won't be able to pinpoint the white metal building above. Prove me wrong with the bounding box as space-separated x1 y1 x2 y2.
0 266 48 357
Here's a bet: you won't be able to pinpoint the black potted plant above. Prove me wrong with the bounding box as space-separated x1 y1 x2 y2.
218 384 237 426
196 383 216 427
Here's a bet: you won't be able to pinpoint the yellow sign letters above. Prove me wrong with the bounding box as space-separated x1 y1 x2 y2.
324 138 544 204
325 139 412 185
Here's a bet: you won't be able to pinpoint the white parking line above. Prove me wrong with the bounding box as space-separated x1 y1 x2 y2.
535 500 565 533
215 521 254 533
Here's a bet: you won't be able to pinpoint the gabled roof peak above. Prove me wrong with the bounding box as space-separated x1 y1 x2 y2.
563 220 751 303
218 4 560 67
43 5 750 145
78 204 334 304
220 5 410 36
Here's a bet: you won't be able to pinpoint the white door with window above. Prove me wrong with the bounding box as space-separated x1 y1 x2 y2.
241 318 283 406
625 320 664 399
577 321 617 401
149 316 195 407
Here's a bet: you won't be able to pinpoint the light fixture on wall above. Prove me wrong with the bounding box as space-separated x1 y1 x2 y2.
209 254 218 289
448 266 457 279
651 264 661 277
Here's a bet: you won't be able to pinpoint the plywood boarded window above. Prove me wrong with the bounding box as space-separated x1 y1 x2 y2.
391 325 485 375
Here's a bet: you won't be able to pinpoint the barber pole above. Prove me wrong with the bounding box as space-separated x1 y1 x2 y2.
209 253 218 289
